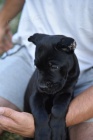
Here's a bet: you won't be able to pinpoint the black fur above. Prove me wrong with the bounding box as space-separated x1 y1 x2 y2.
24 33 80 140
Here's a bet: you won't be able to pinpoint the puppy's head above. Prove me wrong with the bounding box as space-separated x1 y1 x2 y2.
28 33 76 94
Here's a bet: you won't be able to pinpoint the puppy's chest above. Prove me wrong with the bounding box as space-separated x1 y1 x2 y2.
44 95 54 114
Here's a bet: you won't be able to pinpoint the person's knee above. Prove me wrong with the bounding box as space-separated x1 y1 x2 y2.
69 122 93 140
0 96 21 111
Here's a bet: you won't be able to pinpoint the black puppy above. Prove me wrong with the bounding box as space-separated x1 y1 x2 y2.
24 33 80 140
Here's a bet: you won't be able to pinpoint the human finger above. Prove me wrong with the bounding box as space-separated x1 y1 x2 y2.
0 107 21 121
0 114 34 137
0 35 13 52
0 107 35 137
5 26 13 43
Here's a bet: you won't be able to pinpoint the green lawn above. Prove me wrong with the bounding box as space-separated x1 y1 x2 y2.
0 132 23 140
0 1 23 140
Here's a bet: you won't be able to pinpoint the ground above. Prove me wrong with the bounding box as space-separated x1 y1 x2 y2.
0 131 23 140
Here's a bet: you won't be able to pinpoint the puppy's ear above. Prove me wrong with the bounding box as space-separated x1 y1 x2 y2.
55 37 76 53
28 33 46 45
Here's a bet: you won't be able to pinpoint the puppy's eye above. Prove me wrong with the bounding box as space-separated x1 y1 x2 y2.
48 62 59 70
51 65 59 70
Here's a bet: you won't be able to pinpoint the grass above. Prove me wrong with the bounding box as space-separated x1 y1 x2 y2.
0 132 23 140
0 1 23 140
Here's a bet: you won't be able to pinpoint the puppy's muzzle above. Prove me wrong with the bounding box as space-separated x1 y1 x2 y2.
39 81 52 89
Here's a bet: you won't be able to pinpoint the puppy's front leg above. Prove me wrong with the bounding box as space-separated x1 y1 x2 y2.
30 92 51 140
50 92 72 140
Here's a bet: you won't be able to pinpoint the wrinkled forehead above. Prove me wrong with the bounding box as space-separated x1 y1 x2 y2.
37 35 62 49
35 35 61 57
35 42 53 63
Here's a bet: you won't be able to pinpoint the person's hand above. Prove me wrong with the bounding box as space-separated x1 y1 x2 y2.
0 25 13 54
0 107 35 138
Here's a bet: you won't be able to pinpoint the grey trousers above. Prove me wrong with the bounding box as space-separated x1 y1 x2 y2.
0 45 35 110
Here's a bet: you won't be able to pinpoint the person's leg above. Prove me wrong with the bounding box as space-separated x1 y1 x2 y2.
0 97 20 111
69 68 93 140
69 122 93 140
0 45 35 111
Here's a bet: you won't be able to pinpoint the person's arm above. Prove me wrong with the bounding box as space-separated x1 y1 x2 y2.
0 0 25 27
0 0 25 54
66 86 93 127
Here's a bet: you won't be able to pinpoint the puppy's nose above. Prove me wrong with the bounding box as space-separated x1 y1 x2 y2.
46 81 53 88
39 84 48 89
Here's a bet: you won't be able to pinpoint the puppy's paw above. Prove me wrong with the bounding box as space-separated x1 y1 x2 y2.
35 126 51 140
50 118 67 140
